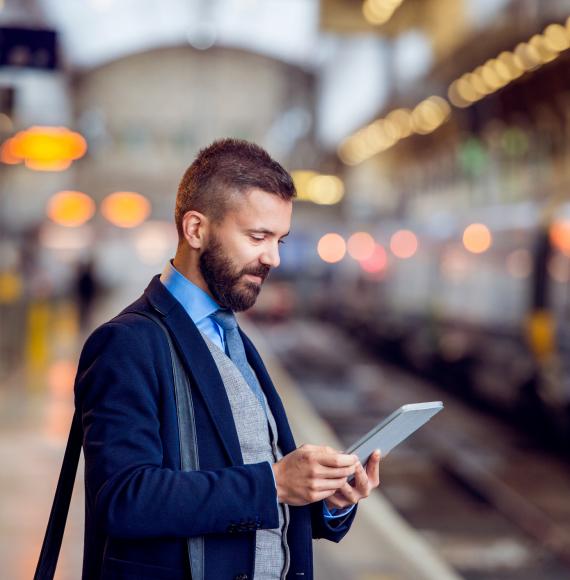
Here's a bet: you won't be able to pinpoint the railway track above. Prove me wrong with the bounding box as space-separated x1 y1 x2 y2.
257 318 570 580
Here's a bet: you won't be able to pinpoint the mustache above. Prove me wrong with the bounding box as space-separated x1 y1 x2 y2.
240 265 271 281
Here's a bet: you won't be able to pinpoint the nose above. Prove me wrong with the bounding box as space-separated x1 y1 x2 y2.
260 242 280 269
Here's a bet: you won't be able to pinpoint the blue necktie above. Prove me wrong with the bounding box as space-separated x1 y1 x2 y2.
210 309 267 413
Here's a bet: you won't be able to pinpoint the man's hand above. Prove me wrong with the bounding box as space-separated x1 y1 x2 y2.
272 444 358 506
324 450 381 510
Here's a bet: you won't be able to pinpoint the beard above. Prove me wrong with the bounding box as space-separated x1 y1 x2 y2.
199 233 270 312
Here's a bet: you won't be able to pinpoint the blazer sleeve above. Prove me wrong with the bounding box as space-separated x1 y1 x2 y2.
76 320 280 540
310 500 357 542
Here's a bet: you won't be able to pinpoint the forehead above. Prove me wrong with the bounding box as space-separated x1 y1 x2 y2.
227 188 292 233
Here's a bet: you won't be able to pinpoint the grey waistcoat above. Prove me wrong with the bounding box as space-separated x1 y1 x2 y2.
200 332 290 580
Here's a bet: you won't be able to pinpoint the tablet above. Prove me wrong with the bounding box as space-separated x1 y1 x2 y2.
345 401 444 466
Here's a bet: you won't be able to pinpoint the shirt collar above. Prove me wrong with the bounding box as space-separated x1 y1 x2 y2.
159 260 220 324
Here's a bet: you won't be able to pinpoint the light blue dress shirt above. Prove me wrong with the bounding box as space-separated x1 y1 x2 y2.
160 261 354 519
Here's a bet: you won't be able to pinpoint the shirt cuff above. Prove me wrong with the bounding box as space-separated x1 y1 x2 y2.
323 501 356 519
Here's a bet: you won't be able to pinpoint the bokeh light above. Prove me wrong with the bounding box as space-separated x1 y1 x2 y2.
7 126 87 171
390 230 418 259
317 233 346 263
47 191 96 227
101 191 151 228
359 244 388 274
307 175 345 205
291 170 318 201
463 223 492 254
347 232 376 261
549 220 570 256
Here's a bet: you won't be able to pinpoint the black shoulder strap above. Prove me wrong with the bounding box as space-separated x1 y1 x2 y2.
33 410 82 580
137 311 204 580
34 311 204 580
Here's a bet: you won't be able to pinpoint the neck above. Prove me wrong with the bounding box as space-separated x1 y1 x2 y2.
173 246 214 300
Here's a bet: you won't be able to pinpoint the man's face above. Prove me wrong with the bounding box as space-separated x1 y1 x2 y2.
199 188 292 311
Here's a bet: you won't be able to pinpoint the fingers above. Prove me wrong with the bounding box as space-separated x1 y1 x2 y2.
325 493 353 510
314 449 359 469
314 464 357 479
309 477 348 492
366 450 381 488
350 462 370 498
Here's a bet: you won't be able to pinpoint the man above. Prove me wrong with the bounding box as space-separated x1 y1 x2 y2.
75 139 381 580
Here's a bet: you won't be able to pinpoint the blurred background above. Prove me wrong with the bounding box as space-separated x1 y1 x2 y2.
2 0 570 579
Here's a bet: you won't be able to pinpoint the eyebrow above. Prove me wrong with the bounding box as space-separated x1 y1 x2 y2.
248 228 290 238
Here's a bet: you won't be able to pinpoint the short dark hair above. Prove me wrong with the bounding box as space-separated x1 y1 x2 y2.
175 138 296 240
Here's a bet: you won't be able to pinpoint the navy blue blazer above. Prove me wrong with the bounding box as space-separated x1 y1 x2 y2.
75 275 356 579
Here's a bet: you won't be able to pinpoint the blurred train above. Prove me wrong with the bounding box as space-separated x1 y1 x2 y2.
254 202 570 452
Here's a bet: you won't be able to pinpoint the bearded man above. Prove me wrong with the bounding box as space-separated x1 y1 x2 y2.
75 139 381 580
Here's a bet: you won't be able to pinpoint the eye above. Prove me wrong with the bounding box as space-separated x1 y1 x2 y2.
250 235 264 242
278 239 286 245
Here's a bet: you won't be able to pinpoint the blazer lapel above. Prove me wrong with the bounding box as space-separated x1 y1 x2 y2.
240 330 296 454
144 276 243 466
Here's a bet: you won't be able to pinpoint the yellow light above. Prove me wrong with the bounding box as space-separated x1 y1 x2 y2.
338 141 360 166
469 70 491 95
386 108 413 138
362 0 402 25
489 58 512 83
412 97 450 135
46 191 96 227
463 223 492 254
101 191 151 228
9 126 87 170
448 80 471 108
514 42 541 70
363 121 389 150
481 62 503 90
456 77 479 102
543 23 570 52
390 230 418 259
347 232 376 261
497 52 524 80
317 233 346 263
291 170 318 201
529 34 557 63
307 175 345 205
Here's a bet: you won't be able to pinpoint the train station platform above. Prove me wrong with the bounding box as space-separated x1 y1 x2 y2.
0 293 460 580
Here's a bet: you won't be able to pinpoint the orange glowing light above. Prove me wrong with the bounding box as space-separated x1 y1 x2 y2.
360 244 387 274
317 233 346 263
9 126 87 171
47 191 96 227
101 191 151 228
26 158 72 172
549 220 570 256
0 138 21 164
347 232 376 261
48 360 77 397
390 230 418 259
463 223 492 254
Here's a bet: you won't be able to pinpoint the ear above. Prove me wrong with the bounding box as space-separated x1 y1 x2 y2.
181 210 209 250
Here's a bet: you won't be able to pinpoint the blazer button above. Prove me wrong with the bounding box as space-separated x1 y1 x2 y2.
234 574 248 580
